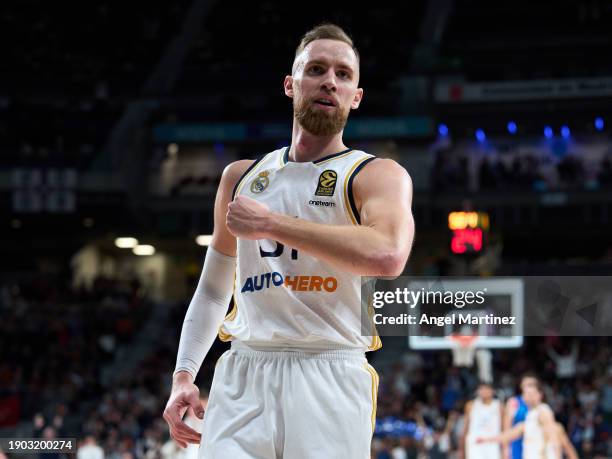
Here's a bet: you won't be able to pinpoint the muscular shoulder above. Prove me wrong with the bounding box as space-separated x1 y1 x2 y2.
538 404 555 422
354 157 411 185
219 159 255 196
212 159 256 255
352 157 413 206
221 160 255 187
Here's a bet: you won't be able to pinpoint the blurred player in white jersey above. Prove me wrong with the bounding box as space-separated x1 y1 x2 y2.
503 373 538 459
162 23 415 459
478 384 561 459
461 381 503 459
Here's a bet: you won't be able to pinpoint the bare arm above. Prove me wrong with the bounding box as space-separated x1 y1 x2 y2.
502 397 517 458
226 158 414 277
557 423 578 459
547 343 560 362
503 398 517 431
211 160 254 256
459 401 472 459
445 410 459 435
479 423 525 444
570 340 579 359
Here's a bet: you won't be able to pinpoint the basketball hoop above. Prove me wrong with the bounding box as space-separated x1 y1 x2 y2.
448 333 478 368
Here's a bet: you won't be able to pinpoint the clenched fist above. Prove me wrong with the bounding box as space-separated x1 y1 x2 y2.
226 196 274 240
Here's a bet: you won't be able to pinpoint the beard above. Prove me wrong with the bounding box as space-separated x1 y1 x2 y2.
293 94 349 136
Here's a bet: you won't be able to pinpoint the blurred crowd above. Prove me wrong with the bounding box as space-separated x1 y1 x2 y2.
16 297 224 459
70 297 218 459
0 0 189 168
433 141 612 192
0 274 151 427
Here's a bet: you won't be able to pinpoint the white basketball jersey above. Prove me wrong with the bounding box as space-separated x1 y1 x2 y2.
218 147 382 351
467 398 501 441
524 404 557 459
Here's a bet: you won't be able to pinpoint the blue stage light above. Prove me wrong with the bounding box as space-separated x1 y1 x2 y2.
475 129 486 142
438 123 449 136
561 126 570 139
544 126 554 139
595 117 604 131
507 121 517 134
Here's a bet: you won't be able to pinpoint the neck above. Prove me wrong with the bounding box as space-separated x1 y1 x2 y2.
288 119 347 162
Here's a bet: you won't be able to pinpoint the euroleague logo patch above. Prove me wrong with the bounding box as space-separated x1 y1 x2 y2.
315 170 337 196
250 170 270 193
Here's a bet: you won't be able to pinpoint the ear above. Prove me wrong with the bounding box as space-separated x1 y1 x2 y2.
284 75 294 99
351 87 363 110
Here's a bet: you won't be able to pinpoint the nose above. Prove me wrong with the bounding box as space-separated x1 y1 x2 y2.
320 69 337 92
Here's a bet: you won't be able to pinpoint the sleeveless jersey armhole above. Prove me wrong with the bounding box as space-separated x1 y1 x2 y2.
343 156 376 225
232 154 268 200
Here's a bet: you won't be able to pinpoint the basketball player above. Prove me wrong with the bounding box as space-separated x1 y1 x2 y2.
502 374 538 459
461 381 503 459
477 384 561 459
163 23 414 459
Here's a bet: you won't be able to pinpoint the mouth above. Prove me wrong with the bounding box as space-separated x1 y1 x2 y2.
313 98 337 108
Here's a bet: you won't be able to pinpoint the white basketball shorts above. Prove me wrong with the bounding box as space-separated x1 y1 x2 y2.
466 441 501 459
198 341 379 459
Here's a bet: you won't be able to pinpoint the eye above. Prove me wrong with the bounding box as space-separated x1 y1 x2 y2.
308 65 324 75
337 70 350 79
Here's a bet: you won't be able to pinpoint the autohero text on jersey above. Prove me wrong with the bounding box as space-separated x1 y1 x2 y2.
241 272 338 293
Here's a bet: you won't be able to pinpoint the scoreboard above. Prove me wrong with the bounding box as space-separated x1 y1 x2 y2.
448 211 489 254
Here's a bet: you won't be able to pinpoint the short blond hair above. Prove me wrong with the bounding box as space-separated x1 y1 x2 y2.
293 23 359 73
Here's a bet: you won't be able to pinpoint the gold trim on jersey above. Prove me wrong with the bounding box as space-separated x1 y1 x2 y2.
364 363 380 433
218 269 238 342
278 150 285 167
235 153 273 197
366 296 383 351
343 156 373 225
314 150 356 166
368 334 382 351
281 148 356 167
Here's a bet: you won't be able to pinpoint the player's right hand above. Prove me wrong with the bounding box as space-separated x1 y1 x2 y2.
163 378 203 448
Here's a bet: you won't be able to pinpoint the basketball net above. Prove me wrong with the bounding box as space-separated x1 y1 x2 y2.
448 333 478 367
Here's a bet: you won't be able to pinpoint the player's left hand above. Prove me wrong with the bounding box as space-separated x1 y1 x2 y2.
226 196 273 239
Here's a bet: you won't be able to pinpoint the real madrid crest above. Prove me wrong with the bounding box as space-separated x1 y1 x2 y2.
250 170 270 193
